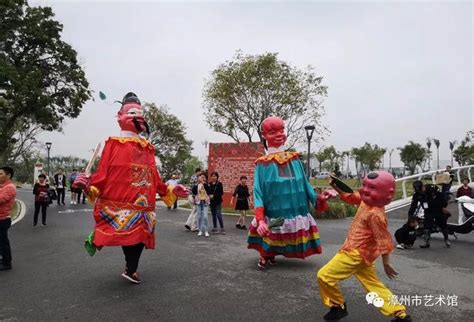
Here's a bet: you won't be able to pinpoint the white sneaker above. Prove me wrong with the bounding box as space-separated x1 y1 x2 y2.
70 201 73 204
396 244 405 250
205 232 210 237
197 231 203 237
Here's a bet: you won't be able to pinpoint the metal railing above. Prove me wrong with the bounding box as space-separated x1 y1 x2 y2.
386 165 474 213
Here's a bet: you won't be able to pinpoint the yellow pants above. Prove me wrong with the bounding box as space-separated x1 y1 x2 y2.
317 249 407 317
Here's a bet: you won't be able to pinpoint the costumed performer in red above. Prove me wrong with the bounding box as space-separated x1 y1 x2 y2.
74 92 186 284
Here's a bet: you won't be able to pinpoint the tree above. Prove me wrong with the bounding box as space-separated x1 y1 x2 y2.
426 138 432 170
453 144 474 166
314 147 333 172
0 0 91 161
449 140 457 166
182 156 203 184
203 51 328 148
398 141 430 175
432 138 440 169
351 143 386 175
0 98 43 164
453 131 474 166
321 146 340 172
143 103 193 179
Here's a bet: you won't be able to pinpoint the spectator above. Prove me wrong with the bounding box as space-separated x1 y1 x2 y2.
166 174 180 210
209 172 224 234
0 166 16 271
192 173 210 237
407 180 427 219
33 174 50 226
440 165 454 202
419 184 450 248
69 169 78 204
231 176 250 230
456 178 473 224
395 216 418 249
53 168 66 205
76 168 87 204
185 168 200 232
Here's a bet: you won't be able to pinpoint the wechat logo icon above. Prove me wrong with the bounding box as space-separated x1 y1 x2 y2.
366 291 385 308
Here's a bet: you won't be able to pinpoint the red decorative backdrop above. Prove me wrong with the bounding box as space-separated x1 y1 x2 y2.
207 142 265 208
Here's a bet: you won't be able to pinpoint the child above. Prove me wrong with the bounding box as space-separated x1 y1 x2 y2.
317 171 411 322
192 173 211 237
395 217 418 249
231 176 250 230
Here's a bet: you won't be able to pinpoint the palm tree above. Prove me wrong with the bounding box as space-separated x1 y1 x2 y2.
449 140 457 166
426 138 432 170
388 148 394 171
432 138 440 169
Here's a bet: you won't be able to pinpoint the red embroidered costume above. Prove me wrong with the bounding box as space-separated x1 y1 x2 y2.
75 92 185 284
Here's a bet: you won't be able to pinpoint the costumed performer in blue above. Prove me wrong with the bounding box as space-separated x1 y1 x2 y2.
247 116 333 269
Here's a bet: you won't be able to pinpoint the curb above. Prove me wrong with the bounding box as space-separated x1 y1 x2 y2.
12 199 26 225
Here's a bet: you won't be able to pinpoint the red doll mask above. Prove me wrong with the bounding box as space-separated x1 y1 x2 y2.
261 116 287 148
117 98 149 135
359 171 395 207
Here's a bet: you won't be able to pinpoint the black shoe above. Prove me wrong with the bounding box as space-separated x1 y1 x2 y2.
240 225 247 230
0 263 12 271
62 202 66 205
236 223 241 229
323 303 348 321
42 223 47 226
185 224 191 231
391 315 412 322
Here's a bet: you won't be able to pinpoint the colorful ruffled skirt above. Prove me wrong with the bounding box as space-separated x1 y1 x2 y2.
247 214 322 259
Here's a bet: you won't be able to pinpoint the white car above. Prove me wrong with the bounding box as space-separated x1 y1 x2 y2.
315 172 330 179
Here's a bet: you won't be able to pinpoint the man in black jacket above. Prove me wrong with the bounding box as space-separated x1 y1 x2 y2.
53 168 66 205
408 180 427 218
420 184 451 248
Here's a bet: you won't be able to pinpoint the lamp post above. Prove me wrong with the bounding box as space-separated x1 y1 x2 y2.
45 142 52 178
304 125 315 179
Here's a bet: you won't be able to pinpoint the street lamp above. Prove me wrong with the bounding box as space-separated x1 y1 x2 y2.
304 125 315 179
45 142 52 177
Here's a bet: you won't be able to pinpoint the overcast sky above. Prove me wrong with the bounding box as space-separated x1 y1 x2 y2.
33 0 473 168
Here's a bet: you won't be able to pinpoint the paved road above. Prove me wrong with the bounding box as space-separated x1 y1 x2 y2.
1 189 473 322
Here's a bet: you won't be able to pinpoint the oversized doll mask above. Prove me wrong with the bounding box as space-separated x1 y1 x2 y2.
359 171 395 207
117 92 150 135
261 116 287 148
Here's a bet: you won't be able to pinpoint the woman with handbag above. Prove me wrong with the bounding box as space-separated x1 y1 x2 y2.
33 174 50 226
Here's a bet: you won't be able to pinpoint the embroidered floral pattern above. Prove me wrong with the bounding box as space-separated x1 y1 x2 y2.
255 151 300 166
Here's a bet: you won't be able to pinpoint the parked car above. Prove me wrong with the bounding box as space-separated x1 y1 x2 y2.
315 172 330 179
